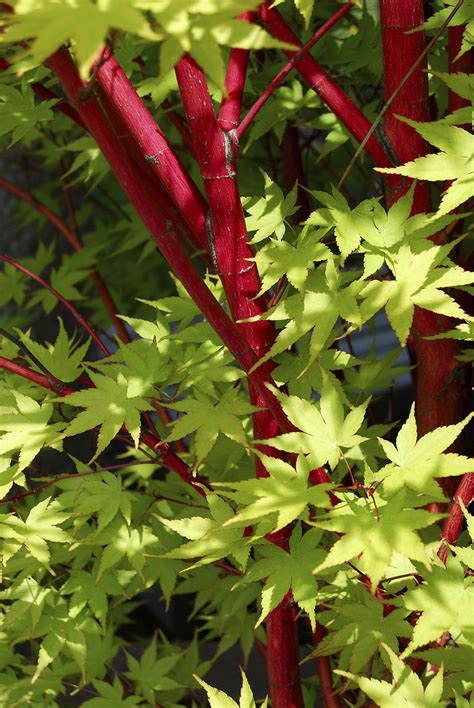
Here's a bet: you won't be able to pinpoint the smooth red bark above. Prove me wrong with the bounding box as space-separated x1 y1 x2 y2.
46 49 289 431
438 472 474 564
175 54 303 708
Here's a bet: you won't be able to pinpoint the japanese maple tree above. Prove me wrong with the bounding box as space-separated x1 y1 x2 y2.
0 0 472 706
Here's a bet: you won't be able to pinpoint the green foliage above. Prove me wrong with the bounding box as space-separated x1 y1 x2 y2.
0 0 472 705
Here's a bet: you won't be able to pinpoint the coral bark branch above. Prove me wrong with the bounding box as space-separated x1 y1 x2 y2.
379 0 466 455
175 53 303 708
45 48 288 430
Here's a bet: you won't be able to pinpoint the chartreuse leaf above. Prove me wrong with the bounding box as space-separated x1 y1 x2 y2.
314 586 411 672
0 82 55 144
450 501 474 570
309 188 380 262
360 242 473 345
250 258 362 368
138 0 294 88
0 391 64 472
2 0 159 78
262 383 368 470
414 0 474 58
60 567 123 626
294 0 314 27
375 405 473 500
216 454 333 531
124 636 181 704
243 171 299 244
399 556 474 658
60 371 152 460
17 319 89 383
57 472 132 533
336 643 444 707
165 387 258 466
253 225 331 295
83 676 142 707
376 118 474 216
236 525 324 629
0 497 71 568
194 670 267 708
311 491 443 591
157 492 252 570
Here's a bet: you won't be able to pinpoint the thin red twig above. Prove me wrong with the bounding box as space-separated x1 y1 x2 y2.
0 254 110 355
237 3 353 139
258 2 390 167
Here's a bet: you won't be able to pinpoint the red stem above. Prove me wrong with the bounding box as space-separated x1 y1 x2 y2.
313 624 341 708
379 1 467 464
0 175 81 250
438 473 474 564
258 2 390 167
45 48 289 430
175 54 303 708
0 355 200 490
92 49 209 254
237 3 353 139
218 11 253 130
0 176 129 342
0 254 110 356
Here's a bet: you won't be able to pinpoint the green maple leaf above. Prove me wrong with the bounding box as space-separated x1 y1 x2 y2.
237 525 324 628
216 453 333 531
60 371 151 460
264 383 368 470
83 677 143 707
250 259 362 368
165 387 259 465
243 171 299 244
0 83 55 144
91 338 171 398
17 319 89 383
415 0 474 58
312 491 443 590
253 227 331 295
2 0 159 78
360 243 473 345
194 670 267 708
58 472 132 533
125 637 181 704
96 521 161 580
158 492 251 569
138 0 293 88
377 118 474 216
0 391 64 472
400 556 474 658
417 645 474 698
375 405 473 499
0 497 71 568
309 189 380 262
60 568 123 625
314 587 411 672
294 0 314 27
336 643 444 707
